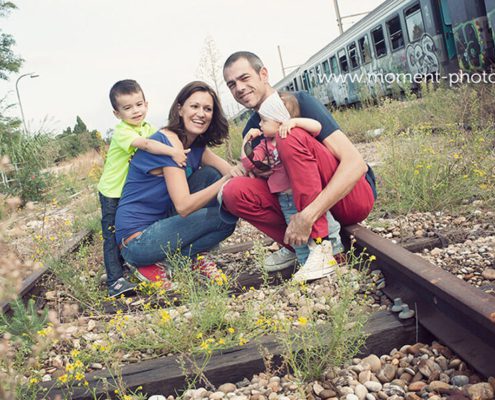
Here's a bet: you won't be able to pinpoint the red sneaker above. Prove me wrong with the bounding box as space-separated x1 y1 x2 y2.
191 254 223 281
134 264 174 290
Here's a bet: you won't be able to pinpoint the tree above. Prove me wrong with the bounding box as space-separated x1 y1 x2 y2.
72 116 88 134
196 35 224 95
0 1 23 80
196 35 235 161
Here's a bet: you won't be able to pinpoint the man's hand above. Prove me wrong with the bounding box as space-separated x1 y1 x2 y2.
171 147 191 167
284 211 313 246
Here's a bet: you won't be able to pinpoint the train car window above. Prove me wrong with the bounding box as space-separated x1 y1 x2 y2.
372 26 387 58
293 77 299 91
310 68 317 87
322 59 331 77
446 0 485 22
330 55 339 74
303 70 311 90
404 4 425 42
387 15 405 51
358 35 372 64
347 42 360 69
338 49 349 73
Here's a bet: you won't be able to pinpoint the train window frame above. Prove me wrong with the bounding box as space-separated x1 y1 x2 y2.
322 59 331 77
358 34 372 64
338 48 349 74
302 70 311 90
386 14 405 51
371 25 387 58
404 3 425 42
292 77 299 91
347 41 360 69
330 55 339 74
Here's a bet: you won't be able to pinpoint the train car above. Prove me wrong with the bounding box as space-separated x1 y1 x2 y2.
275 0 494 107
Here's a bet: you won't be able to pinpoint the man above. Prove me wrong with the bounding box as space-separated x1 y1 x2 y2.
221 51 376 278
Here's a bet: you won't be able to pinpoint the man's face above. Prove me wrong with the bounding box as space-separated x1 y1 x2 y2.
224 58 269 110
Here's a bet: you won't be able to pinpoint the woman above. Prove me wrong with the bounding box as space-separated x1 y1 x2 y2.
115 81 237 288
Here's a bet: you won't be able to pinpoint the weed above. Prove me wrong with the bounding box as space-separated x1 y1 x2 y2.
0 299 48 347
277 249 371 382
253 240 270 287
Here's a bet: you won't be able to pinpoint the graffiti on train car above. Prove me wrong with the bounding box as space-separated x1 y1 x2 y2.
453 19 486 71
406 34 440 75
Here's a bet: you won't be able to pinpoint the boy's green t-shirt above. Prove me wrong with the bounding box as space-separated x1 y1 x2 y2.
97 120 156 198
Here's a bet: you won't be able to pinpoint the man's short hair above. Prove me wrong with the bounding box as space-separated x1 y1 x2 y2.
109 79 145 110
223 51 264 73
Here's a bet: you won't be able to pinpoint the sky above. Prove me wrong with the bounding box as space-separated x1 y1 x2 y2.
0 0 385 136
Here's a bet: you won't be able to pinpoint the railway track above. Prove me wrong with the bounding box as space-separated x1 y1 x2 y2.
2 224 495 399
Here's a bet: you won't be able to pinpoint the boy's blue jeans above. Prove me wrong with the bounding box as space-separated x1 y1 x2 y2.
99 192 124 287
277 192 344 264
121 167 237 267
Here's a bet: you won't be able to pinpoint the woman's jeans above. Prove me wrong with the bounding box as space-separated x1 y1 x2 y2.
99 192 125 287
277 192 344 264
121 167 237 267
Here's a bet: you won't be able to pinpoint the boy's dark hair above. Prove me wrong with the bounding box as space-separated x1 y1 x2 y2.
165 81 229 148
109 79 145 111
223 51 264 73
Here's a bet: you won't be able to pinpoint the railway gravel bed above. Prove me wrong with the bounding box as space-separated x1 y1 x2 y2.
168 342 495 400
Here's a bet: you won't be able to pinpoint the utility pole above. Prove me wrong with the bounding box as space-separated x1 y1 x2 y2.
333 1 371 35
333 0 344 35
15 72 39 135
277 45 286 78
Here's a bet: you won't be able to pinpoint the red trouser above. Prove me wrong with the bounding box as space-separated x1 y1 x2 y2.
222 128 374 243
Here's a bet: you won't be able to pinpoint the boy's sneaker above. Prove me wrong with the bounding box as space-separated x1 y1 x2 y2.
134 264 175 291
191 254 222 280
264 247 297 272
293 240 338 283
108 277 137 298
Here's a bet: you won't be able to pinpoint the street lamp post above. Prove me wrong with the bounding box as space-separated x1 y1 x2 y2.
15 72 39 135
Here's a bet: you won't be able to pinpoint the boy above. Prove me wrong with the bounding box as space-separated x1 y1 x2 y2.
97 79 189 297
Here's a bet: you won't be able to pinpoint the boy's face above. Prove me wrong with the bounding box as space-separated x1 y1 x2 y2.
224 58 269 110
113 91 148 126
259 116 279 137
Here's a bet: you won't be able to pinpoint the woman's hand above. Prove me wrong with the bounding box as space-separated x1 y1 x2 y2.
278 119 297 138
229 164 246 177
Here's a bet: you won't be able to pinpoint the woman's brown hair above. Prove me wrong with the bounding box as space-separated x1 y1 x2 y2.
165 81 229 147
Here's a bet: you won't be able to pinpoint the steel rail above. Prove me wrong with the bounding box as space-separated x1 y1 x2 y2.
344 224 495 377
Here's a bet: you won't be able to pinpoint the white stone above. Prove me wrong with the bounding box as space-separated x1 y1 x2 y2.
364 381 382 392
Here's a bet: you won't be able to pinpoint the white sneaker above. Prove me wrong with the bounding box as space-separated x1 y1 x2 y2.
264 247 297 272
292 240 338 282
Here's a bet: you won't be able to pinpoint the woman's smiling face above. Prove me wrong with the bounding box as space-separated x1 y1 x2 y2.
179 91 214 136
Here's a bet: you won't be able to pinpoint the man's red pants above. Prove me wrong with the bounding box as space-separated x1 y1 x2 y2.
222 129 374 246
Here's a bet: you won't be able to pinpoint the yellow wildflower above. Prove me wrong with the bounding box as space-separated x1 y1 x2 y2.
70 349 80 358
218 338 225 345
65 363 75 373
239 336 249 346
196 332 203 339
58 374 69 383
227 327 235 334
297 316 308 326
75 372 85 381
160 310 171 323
